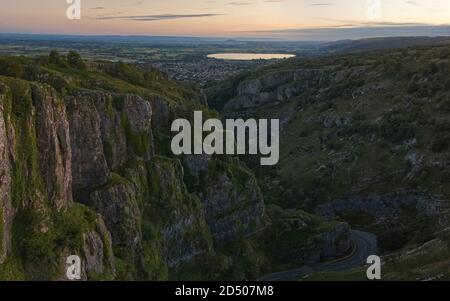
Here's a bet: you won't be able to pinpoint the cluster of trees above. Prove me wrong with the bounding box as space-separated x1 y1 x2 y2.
0 51 86 78
105 61 166 86
0 51 86 80
48 50 86 69
0 58 25 78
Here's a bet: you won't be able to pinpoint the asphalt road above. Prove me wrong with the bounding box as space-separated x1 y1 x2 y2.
259 230 378 281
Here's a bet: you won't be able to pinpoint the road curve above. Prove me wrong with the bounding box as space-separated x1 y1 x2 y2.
259 230 377 281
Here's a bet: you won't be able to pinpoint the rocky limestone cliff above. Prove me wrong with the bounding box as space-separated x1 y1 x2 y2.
0 85 13 264
262 206 351 268
0 68 266 280
0 78 115 279
33 86 73 210
200 169 265 244
223 69 322 112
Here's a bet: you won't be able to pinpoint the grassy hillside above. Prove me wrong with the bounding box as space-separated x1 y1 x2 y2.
206 43 450 278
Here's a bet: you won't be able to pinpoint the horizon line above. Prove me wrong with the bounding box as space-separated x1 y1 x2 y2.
1 31 450 43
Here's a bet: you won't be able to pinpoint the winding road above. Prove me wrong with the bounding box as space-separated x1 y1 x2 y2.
259 230 378 281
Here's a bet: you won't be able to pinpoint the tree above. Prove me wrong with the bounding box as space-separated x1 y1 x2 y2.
67 51 85 69
49 50 63 65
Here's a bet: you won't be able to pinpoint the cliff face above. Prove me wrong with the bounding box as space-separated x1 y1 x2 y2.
224 69 322 112
0 59 265 280
0 85 12 265
0 79 116 279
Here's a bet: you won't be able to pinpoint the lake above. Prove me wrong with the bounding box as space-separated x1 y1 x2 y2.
207 53 296 61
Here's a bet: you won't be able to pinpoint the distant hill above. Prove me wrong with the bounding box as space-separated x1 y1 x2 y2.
321 36 450 53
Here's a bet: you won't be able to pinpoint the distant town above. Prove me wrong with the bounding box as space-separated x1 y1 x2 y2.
149 58 273 86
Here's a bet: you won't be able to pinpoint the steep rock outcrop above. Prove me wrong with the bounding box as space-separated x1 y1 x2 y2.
89 183 142 250
0 86 13 264
0 80 115 280
316 223 351 260
263 208 351 267
147 157 212 268
92 95 128 171
66 94 109 197
182 155 265 244
120 94 154 161
149 96 171 131
65 88 266 275
224 69 322 111
66 92 155 268
81 216 116 279
33 86 73 210
199 162 265 244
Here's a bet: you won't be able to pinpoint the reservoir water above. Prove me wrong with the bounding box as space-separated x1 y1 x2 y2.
207 53 296 61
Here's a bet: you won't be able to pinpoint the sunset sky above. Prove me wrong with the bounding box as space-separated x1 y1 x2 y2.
0 0 450 40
